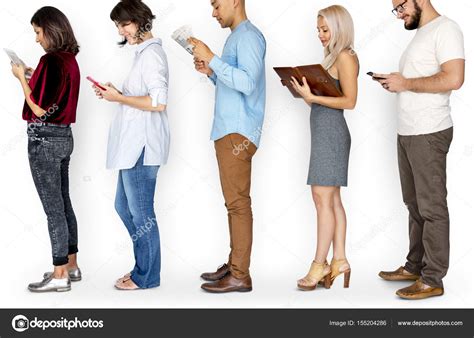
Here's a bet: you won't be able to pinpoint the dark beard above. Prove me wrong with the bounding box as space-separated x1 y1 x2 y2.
405 0 422 30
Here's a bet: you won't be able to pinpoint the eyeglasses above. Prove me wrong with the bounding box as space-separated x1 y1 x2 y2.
392 0 408 16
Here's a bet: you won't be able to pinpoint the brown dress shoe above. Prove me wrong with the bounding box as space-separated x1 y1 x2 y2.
201 274 252 293
200 263 230 282
396 279 444 300
379 266 420 281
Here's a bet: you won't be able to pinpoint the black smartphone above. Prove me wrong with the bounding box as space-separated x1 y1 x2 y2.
367 72 386 81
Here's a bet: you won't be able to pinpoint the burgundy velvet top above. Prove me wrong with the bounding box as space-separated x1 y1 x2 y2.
22 51 80 124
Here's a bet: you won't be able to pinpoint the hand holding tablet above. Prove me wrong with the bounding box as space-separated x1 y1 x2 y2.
4 48 33 79
4 48 26 67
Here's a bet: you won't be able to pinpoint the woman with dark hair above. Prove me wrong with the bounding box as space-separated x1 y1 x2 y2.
10 6 81 292
93 0 170 290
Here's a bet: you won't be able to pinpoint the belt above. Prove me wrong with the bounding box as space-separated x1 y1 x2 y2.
28 122 70 128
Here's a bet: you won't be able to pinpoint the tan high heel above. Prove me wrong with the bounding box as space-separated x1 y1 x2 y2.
297 261 331 291
329 258 351 288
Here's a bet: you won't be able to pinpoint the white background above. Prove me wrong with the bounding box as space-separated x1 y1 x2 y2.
0 0 472 308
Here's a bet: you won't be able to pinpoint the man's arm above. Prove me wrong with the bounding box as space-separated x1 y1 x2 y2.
209 71 217 85
190 33 266 96
209 33 265 96
193 57 216 85
376 59 465 94
405 59 465 93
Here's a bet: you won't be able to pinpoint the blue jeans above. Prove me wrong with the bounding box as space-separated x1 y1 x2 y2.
114 150 161 288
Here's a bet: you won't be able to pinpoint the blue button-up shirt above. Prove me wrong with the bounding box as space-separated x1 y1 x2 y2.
208 20 266 147
107 38 170 170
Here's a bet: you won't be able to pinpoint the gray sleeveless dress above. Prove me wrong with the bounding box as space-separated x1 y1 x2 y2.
307 79 351 187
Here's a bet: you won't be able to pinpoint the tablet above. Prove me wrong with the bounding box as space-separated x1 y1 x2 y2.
4 48 26 67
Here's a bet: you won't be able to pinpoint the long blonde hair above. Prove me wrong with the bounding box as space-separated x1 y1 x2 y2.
318 5 355 70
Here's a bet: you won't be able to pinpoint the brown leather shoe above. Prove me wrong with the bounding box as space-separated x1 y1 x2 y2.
200 263 230 282
379 266 420 281
396 279 444 300
201 274 252 293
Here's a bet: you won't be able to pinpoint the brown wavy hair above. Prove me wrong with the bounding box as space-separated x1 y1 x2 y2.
30 6 80 55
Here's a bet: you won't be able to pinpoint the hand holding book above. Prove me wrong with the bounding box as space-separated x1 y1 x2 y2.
290 76 313 102
274 64 342 98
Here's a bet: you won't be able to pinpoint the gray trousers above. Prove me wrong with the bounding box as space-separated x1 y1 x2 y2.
398 127 453 288
27 125 78 266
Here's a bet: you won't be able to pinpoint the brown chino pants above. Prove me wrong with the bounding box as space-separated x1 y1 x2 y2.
398 127 453 288
215 133 257 279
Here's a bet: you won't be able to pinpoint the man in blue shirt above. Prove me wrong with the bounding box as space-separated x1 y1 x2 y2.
189 0 266 293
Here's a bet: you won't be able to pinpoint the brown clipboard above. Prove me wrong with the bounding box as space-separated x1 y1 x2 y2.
273 64 343 98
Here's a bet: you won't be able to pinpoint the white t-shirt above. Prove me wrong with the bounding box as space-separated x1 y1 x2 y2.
398 16 465 136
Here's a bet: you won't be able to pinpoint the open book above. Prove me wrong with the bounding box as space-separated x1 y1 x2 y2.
273 64 343 98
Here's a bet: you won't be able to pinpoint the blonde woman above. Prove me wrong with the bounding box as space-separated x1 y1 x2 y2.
290 5 359 291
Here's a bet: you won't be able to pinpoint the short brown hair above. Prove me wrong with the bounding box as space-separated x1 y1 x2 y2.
110 0 156 46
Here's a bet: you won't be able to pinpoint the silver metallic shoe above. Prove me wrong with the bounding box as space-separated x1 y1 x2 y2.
28 275 71 293
43 268 82 282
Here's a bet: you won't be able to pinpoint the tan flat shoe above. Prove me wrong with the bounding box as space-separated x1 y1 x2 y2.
116 272 132 284
379 266 420 281
114 277 140 291
396 279 444 300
